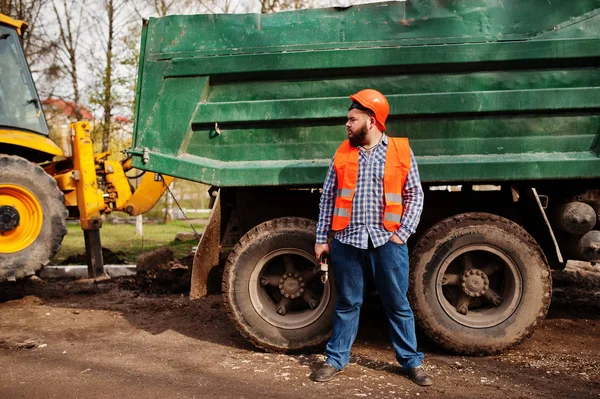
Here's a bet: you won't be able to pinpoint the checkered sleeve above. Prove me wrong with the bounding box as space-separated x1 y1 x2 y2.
316 157 337 244
396 149 424 243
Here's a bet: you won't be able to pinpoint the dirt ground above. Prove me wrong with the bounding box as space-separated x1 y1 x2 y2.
0 263 599 399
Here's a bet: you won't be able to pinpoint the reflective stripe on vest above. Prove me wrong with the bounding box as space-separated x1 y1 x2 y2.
384 212 402 223
334 207 350 217
331 136 412 232
337 188 354 198
385 193 403 204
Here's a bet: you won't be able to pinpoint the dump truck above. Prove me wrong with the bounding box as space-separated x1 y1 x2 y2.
128 0 600 355
0 13 174 281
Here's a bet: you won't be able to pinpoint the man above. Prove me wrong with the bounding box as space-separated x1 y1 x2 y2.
311 89 432 386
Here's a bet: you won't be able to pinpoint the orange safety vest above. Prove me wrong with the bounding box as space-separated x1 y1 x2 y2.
331 137 411 232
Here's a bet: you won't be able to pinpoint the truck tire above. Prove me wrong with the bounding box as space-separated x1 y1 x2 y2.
409 212 551 355
0 155 68 281
223 217 335 352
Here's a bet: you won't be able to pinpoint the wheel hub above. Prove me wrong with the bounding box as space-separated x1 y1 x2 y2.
0 205 20 232
0 184 44 253
461 268 489 297
278 272 305 299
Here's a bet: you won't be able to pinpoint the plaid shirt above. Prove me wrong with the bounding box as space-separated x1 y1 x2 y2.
316 134 424 249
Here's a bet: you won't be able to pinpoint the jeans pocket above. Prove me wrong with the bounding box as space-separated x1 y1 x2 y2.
389 238 405 246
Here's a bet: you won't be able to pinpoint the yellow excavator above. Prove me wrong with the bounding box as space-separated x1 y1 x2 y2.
0 14 173 281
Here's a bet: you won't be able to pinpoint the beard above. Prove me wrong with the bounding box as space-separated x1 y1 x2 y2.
348 122 368 147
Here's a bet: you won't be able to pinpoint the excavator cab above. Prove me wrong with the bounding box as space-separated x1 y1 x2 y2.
0 20 49 139
0 15 61 165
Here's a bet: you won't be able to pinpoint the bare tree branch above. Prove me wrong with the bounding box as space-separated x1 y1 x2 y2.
51 0 84 119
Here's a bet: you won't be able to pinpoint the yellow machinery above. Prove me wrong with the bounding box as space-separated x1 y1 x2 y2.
0 14 173 281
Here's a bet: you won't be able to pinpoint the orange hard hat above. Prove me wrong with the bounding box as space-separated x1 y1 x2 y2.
350 89 390 131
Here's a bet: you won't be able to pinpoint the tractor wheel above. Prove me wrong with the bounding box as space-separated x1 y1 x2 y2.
409 212 552 355
223 217 335 352
0 155 68 281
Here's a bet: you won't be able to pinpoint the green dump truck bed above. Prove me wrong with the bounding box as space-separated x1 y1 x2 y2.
130 0 600 187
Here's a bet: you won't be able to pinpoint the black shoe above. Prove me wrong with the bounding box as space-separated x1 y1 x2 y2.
406 366 433 386
311 363 343 382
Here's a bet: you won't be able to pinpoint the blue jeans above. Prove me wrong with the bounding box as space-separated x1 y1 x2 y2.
325 239 424 370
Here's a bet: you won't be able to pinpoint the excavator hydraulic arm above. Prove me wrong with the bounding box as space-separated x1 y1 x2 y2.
58 122 174 218
103 157 174 215
70 121 107 277
120 172 175 216
71 122 106 230
51 121 174 277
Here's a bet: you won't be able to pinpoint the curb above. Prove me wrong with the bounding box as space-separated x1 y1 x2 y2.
40 265 137 279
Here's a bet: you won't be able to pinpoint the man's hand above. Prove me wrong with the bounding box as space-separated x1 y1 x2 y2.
315 243 330 259
390 234 405 245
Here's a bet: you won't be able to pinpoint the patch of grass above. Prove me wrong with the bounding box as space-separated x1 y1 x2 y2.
51 220 205 265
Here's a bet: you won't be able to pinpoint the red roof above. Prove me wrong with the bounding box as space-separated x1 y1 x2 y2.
114 115 132 123
42 98 93 120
